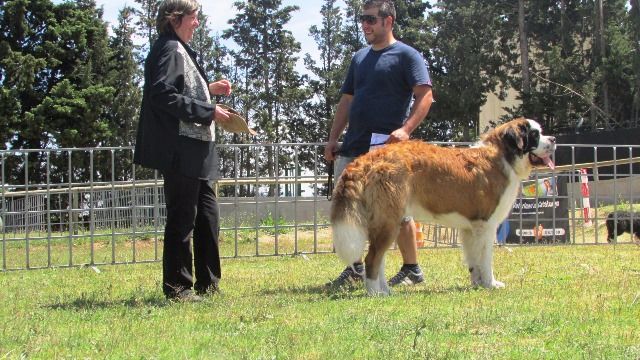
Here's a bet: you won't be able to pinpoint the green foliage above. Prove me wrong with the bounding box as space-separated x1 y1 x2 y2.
133 0 159 51
191 12 220 82
340 0 365 54
497 0 639 132
302 0 349 196
108 6 142 149
259 211 288 235
222 0 309 196
425 1 507 141
223 0 304 143
2 0 640 186
394 0 432 52
0 0 117 184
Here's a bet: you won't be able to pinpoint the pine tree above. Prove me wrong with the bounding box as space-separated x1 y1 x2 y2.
0 0 115 183
632 0 640 126
301 0 347 196
597 0 636 128
303 0 346 142
503 0 634 132
427 1 506 141
223 0 306 196
340 0 365 55
393 0 432 52
109 6 142 147
190 11 217 80
133 0 159 52
104 6 143 181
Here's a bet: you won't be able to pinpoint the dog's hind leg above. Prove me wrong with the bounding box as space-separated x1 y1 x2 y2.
364 243 391 296
364 225 397 296
606 219 614 242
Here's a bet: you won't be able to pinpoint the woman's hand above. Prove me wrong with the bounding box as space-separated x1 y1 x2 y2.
214 105 231 122
209 80 232 96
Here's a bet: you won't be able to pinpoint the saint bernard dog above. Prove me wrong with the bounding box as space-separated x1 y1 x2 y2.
330 118 556 296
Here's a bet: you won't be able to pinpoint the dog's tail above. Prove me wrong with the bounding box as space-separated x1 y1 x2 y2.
330 167 368 266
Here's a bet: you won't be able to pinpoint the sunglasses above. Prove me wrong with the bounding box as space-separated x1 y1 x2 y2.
358 14 386 25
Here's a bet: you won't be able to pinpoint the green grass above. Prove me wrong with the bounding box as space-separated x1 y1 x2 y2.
0 226 335 270
1 245 639 359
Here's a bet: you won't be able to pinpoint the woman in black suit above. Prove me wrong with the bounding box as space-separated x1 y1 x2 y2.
134 0 232 301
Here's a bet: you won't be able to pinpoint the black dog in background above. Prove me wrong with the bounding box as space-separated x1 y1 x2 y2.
606 212 640 242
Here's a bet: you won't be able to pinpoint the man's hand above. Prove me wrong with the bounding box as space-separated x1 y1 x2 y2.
209 80 232 96
324 140 340 161
386 127 411 144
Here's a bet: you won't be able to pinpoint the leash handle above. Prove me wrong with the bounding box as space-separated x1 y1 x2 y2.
326 160 334 201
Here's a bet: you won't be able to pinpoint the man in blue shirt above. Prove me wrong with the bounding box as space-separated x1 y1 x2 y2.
324 0 434 288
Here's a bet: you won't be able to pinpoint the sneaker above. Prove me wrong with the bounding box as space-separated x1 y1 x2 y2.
388 266 424 287
325 265 364 288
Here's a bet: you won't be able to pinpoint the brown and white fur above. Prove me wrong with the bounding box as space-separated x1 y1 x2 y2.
330 118 556 295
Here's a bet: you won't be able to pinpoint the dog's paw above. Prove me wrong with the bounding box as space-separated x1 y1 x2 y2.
474 278 505 289
365 279 391 296
367 289 391 296
486 280 505 289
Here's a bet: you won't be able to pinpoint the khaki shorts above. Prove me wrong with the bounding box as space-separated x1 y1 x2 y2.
334 155 412 224
334 155 356 179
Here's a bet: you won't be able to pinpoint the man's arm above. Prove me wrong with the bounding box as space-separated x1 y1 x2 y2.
324 94 353 161
387 85 433 143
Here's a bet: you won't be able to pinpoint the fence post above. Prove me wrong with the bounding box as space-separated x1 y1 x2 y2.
580 168 592 226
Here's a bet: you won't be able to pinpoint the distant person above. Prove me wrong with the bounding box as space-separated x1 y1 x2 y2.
134 0 233 301
324 0 433 288
543 178 554 196
533 224 544 243
80 193 91 231
496 219 509 245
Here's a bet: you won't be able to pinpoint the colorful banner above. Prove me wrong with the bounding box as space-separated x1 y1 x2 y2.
505 175 570 244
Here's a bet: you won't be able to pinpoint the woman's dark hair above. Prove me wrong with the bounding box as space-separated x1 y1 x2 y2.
156 0 200 35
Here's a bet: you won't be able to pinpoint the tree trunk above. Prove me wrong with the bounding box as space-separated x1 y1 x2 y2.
596 0 611 128
518 0 530 94
631 0 640 126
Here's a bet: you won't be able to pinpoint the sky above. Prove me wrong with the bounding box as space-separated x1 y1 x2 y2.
89 0 343 72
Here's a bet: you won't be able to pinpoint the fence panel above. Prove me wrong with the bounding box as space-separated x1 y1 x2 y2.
1 143 638 271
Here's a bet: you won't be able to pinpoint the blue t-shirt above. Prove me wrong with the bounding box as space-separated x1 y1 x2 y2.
340 41 431 157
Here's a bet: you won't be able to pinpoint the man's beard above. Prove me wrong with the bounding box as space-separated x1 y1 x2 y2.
365 33 375 45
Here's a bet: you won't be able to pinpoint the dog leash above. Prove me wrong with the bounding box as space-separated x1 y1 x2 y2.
326 160 334 200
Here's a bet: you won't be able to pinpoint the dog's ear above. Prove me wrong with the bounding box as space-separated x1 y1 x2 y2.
523 128 540 153
504 126 525 152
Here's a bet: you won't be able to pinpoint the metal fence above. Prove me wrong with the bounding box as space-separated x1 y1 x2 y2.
1 143 638 271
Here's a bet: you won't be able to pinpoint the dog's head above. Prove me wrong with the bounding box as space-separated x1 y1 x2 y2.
486 118 556 173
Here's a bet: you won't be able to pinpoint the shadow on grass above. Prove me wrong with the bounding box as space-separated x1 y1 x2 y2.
257 283 368 300
44 294 171 311
257 282 473 300
411 284 473 295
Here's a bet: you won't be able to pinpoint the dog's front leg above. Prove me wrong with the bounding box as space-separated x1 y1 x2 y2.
462 229 504 289
477 234 504 289
461 230 483 286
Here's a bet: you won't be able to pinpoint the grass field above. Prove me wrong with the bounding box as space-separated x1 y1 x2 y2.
1 244 639 359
